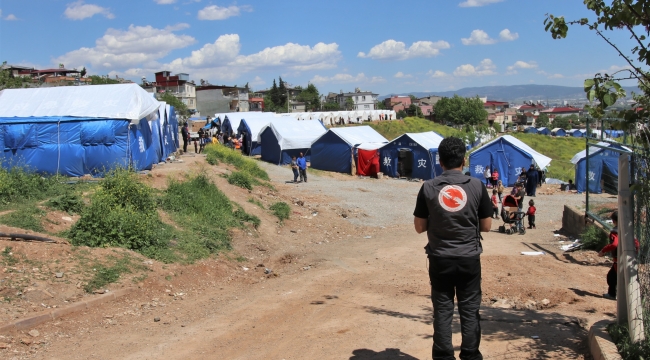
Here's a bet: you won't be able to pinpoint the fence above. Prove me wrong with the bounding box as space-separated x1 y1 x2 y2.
632 126 650 342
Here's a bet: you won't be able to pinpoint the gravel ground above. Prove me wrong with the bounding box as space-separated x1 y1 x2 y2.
258 161 592 231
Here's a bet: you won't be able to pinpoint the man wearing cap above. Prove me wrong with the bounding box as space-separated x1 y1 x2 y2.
413 136 493 360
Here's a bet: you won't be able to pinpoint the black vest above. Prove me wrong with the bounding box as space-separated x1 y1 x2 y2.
423 170 484 257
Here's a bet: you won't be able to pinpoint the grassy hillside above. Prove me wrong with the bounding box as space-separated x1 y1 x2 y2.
510 133 585 182
368 117 470 140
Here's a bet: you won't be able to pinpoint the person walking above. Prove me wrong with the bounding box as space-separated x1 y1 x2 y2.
297 152 308 183
413 136 493 360
181 122 190 153
525 165 539 196
483 166 491 187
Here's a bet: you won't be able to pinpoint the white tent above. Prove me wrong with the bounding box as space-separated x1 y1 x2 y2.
258 120 327 150
0 83 160 121
315 126 388 150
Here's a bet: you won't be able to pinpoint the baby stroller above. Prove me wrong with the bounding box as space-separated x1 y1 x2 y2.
498 195 526 235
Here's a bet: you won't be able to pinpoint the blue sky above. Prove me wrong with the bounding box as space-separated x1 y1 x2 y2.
0 0 640 95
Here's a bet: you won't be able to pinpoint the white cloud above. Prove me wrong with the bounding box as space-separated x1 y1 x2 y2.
358 39 450 60
64 1 114 20
197 5 252 20
249 76 265 88
4 14 17 21
165 23 190 31
229 42 340 71
310 73 385 84
154 0 176 4
459 0 503 7
453 59 496 76
499 29 519 41
506 60 537 74
548 73 564 79
427 70 449 78
394 71 412 78
461 30 496 45
55 25 195 69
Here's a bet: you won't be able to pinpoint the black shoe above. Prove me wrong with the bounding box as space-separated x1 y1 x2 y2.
603 293 616 300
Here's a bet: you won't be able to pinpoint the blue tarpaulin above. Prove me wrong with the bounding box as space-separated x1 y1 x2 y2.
537 127 551 135
378 132 444 180
259 121 327 165
571 142 629 193
551 128 566 137
310 126 387 174
469 135 552 186
524 127 538 134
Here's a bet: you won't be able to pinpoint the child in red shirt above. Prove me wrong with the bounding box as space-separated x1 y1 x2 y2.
526 199 536 229
598 211 619 300
491 189 499 219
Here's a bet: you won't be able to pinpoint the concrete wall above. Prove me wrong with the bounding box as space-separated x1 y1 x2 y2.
196 88 231 115
562 205 586 238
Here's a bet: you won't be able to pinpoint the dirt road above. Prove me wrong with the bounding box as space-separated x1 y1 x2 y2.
3 158 615 359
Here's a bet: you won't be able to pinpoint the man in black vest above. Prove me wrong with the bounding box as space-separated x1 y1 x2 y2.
413 136 493 360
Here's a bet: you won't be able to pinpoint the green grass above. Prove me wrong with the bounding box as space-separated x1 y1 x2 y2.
228 171 254 190
510 133 585 181
269 202 291 222
0 166 70 208
608 323 650 359
367 117 485 141
82 254 149 293
248 197 265 209
580 225 609 250
204 144 269 181
46 191 85 214
0 205 46 232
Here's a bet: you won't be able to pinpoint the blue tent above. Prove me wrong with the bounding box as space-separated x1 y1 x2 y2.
571 142 630 193
524 127 538 134
551 128 566 137
537 127 551 135
236 115 288 156
567 129 584 138
311 126 388 174
201 116 222 132
469 135 552 186
259 120 327 165
379 132 444 180
0 84 164 177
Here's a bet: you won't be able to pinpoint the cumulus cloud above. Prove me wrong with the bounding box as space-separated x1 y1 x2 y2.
461 30 496 45
249 76 265 88
64 1 114 20
310 73 385 84
499 29 519 41
154 0 176 4
459 0 503 7
548 73 564 79
4 14 18 21
453 59 496 76
198 4 252 20
427 70 449 78
358 39 450 60
55 25 195 69
506 60 537 74
394 71 412 78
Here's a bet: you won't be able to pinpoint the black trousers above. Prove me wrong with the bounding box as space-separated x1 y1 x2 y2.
299 168 307 182
183 138 188 153
607 264 617 297
528 215 535 228
429 256 482 360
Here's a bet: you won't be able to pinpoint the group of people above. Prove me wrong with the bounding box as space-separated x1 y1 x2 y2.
482 164 544 197
179 122 243 154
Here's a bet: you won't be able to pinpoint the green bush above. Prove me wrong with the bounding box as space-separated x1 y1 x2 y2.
0 166 68 206
269 202 291 221
204 144 269 181
608 323 650 359
581 225 609 250
158 173 260 262
69 168 168 251
46 192 85 214
228 171 253 190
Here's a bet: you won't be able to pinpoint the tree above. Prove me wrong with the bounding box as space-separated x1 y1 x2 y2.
407 104 424 118
323 102 340 111
345 97 355 110
296 83 320 111
159 92 190 123
435 95 488 127
278 76 287 111
536 113 550 128
89 75 120 85
396 109 407 119
80 67 87 77
409 94 418 102
0 67 29 90
552 116 572 130
375 100 386 110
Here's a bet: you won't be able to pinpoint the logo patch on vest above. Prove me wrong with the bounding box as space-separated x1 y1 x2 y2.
438 185 468 212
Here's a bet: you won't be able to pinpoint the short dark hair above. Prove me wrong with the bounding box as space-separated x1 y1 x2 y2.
438 137 465 169
611 210 618 223
529 199 534 206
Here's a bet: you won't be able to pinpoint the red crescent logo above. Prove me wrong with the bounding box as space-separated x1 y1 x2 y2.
438 185 468 212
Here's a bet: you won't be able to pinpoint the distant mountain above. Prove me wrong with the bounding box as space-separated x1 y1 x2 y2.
381 84 640 103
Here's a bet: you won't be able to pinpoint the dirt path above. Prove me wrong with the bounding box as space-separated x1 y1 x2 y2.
3 158 615 359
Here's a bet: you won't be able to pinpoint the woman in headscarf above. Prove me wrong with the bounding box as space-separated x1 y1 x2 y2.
526 164 539 197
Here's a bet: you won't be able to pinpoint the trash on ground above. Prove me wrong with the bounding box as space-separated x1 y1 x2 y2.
521 251 545 256
531 335 540 339
561 241 582 252
364 236 372 239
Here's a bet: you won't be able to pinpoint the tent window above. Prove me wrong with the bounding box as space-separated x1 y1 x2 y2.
3 124 38 149
80 120 116 145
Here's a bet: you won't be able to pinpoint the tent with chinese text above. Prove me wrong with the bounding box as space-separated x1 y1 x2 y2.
310 126 387 174
469 135 552 186
0 84 170 177
570 142 629 194
378 132 444 180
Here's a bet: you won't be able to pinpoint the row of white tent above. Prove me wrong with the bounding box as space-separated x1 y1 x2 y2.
214 110 398 126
